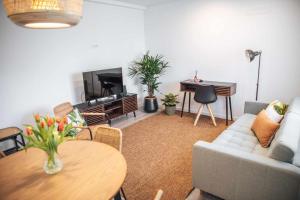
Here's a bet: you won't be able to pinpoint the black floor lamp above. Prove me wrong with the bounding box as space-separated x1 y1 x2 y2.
245 49 262 101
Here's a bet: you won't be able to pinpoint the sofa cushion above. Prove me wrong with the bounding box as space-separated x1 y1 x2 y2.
213 129 269 156
286 97 300 115
215 113 269 155
268 112 300 163
230 113 256 128
251 110 280 148
227 113 256 134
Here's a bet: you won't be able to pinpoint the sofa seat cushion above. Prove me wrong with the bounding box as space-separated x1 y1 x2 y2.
229 113 256 129
227 113 256 135
213 129 269 156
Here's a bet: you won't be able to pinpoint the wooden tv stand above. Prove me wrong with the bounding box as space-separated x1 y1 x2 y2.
75 93 138 126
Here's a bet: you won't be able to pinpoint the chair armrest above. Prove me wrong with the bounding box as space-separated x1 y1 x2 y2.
244 101 268 115
192 141 300 200
81 112 106 116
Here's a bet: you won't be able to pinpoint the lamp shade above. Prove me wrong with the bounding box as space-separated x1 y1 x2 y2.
245 49 256 62
245 49 261 62
2 0 83 29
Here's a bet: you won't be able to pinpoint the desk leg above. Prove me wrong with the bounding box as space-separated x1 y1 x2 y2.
225 97 229 126
181 92 187 117
188 92 191 113
229 96 233 121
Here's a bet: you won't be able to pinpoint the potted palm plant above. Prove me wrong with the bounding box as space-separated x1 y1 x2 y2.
129 52 169 113
161 93 179 115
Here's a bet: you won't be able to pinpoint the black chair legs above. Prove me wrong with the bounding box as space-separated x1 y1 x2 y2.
121 187 127 200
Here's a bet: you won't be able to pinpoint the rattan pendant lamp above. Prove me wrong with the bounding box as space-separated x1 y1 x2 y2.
3 0 83 29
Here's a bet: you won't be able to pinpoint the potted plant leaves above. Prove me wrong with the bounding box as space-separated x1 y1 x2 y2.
161 93 179 115
129 52 169 113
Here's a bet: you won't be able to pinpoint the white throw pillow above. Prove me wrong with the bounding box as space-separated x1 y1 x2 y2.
265 100 284 123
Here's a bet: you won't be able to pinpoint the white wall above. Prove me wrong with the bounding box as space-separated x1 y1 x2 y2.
145 0 300 118
0 2 145 130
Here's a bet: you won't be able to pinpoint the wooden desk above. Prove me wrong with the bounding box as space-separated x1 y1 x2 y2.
180 80 237 125
0 141 127 200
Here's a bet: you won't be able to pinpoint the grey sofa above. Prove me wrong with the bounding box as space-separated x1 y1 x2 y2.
192 97 300 200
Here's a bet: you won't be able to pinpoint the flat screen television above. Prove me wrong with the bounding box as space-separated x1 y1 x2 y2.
83 68 123 101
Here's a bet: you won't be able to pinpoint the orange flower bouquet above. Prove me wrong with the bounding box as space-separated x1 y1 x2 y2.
24 114 73 174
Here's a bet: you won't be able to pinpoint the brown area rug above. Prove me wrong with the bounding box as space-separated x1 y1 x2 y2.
121 111 228 200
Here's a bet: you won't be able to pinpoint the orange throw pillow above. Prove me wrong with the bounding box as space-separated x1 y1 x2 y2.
251 110 280 148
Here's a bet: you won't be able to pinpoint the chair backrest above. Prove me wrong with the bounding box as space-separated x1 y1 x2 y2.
53 102 74 118
94 126 123 152
0 151 6 159
194 85 217 104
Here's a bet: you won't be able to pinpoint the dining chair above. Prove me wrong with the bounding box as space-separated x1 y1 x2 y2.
0 151 6 159
53 102 110 140
193 85 217 127
94 126 123 152
0 127 25 154
94 126 127 200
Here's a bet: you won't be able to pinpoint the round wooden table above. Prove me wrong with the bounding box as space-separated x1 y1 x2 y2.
0 140 127 200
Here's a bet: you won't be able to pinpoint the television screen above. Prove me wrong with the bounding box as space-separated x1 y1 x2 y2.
83 68 123 101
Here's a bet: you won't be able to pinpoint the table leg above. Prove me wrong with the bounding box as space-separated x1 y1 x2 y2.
181 92 187 117
133 111 136 118
114 191 122 200
229 96 233 121
225 97 228 126
13 136 18 151
188 92 191 113
20 133 26 147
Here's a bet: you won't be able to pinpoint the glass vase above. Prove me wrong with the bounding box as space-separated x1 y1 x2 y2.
43 152 63 175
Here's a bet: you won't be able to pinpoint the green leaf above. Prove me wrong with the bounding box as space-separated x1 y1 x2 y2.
129 51 170 97
161 93 179 106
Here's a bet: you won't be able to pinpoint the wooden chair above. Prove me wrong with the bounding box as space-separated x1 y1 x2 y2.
94 126 127 200
53 102 111 140
0 127 25 154
0 151 6 159
193 85 217 127
94 126 123 152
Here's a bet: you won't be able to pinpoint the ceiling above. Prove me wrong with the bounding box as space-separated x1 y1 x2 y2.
115 0 177 6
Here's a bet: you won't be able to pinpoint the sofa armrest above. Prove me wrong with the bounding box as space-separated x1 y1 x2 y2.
192 141 300 200
244 101 268 115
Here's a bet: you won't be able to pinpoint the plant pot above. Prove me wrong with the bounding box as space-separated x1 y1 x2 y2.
144 96 158 113
165 105 176 115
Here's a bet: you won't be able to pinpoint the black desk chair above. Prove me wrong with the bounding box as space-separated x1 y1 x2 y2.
193 85 217 127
